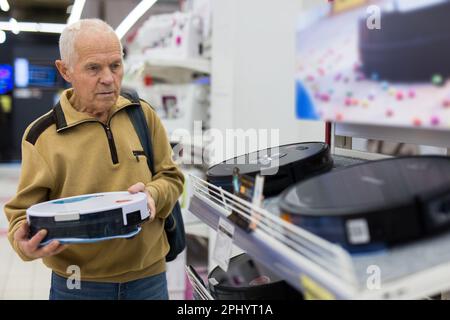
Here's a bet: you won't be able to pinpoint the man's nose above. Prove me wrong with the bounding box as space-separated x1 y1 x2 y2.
100 69 114 85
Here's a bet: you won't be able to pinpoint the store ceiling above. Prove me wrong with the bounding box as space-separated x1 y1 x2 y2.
0 0 179 24
0 0 73 23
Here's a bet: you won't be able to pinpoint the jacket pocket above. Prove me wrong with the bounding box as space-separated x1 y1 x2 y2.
132 150 147 162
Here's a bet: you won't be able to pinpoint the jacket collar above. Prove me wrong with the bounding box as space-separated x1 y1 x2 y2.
54 88 136 132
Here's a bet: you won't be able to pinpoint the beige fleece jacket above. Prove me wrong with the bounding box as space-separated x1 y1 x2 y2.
4 88 184 282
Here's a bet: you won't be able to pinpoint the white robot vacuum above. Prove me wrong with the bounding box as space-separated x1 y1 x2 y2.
26 192 149 246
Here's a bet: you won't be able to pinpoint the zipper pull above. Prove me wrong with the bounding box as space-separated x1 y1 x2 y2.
105 126 112 139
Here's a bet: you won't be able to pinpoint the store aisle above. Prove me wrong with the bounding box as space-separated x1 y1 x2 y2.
0 164 51 300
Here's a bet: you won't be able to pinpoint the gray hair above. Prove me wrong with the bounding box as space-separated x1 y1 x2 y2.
59 19 123 69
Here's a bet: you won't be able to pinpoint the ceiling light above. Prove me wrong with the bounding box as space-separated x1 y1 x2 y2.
116 0 157 40
0 22 66 34
0 0 9 12
9 18 19 35
67 0 86 24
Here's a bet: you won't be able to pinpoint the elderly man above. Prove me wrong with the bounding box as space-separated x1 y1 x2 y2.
4 19 184 300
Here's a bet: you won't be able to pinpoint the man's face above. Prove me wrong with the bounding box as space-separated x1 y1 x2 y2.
58 32 124 114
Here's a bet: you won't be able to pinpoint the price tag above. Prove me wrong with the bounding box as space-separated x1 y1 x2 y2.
346 218 370 245
300 275 335 300
213 217 235 272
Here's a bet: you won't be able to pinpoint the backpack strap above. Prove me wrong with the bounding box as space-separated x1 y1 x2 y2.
122 88 186 262
121 88 155 173
120 87 140 104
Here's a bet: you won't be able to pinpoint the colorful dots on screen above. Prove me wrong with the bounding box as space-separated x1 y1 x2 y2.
413 118 422 127
432 74 444 86
431 116 440 126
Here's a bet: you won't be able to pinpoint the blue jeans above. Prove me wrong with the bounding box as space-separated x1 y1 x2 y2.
49 271 169 300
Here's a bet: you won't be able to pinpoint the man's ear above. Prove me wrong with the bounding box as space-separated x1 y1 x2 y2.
55 60 72 83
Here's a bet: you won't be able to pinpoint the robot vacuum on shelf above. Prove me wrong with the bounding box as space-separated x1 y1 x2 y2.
27 192 149 246
208 253 303 300
206 142 333 197
358 1 450 82
279 156 450 252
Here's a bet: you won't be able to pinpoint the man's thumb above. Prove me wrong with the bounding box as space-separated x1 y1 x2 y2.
128 182 145 194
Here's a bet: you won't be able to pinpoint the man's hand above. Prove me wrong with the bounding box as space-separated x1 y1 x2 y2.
128 182 156 221
14 223 68 260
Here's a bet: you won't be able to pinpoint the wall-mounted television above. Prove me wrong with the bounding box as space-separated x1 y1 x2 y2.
15 58 66 89
29 64 58 87
296 0 450 131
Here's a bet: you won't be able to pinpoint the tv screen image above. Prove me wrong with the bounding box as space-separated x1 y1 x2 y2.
15 58 62 88
296 0 450 130
28 64 58 88
0 64 13 94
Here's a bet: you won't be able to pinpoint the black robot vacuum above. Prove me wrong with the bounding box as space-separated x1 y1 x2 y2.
279 156 450 252
208 253 303 300
358 1 450 82
206 142 333 197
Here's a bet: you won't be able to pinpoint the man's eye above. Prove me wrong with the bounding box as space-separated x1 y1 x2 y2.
88 66 98 71
111 64 121 70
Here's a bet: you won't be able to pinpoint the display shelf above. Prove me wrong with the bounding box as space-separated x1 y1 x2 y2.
187 168 450 300
183 206 209 239
184 221 210 239
143 57 210 74
125 54 211 80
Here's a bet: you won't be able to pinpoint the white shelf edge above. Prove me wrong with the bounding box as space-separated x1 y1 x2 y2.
126 54 211 74
185 221 210 238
